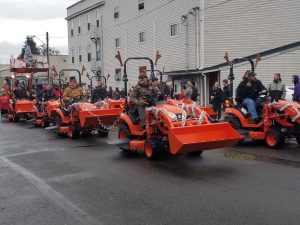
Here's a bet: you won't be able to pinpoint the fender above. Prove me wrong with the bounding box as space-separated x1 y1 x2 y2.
225 108 262 128
55 109 71 124
119 113 146 136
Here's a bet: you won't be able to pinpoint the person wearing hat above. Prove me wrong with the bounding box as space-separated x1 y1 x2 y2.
268 73 286 102
63 77 84 102
130 66 160 129
236 71 266 123
13 84 29 100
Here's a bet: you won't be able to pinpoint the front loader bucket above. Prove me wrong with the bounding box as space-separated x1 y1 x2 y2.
15 101 35 113
168 122 243 155
79 108 122 127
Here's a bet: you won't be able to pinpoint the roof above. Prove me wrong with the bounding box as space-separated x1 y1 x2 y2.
66 1 105 20
165 41 300 76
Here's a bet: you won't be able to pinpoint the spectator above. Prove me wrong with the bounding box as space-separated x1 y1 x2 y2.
210 81 223 119
292 75 300 102
184 82 193 100
91 82 108 103
0 89 10 116
268 73 286 102
179 85 186 100
113 87 121 100
222 79 230 100
191 81 198 102
13 84 29 100
53 84 63 100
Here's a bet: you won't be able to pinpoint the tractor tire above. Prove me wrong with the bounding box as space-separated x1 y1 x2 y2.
98 125 109 137
144 140 160 160
187 151 203 157
118 123 131 152
296 136 300 145
54 114 65 137
266 129 285 149
69 125 80 139
41 118 50 128
13 114 19 122
224 115 242 130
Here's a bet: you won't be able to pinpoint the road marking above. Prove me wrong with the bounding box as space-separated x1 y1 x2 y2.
0 148 65 158
1 157 102 225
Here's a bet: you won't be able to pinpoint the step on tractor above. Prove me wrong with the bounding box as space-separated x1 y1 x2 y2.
223 55 300 148
54 69 124 139
114 57 243 160
7 56 49 122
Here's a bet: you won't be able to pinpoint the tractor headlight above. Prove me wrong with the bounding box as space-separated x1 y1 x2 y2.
225 99 231 108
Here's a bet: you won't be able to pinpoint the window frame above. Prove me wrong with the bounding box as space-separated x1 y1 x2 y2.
78 17 81 34
138 0 145 11
139 32 146 44
115 68 122 81
170 23 179 37
78 47 82 63
71 49 75 64
115 38 120 48
87 14 91 31
114 7 120 19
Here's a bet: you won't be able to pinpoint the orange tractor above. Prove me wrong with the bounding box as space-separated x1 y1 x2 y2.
224 57 300 148
54 69 124 139
115 57 243 160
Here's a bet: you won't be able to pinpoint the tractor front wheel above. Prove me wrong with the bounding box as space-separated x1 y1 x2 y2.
144 140 160 160
69 125 80 139
118 123 131 152
266 129 284 148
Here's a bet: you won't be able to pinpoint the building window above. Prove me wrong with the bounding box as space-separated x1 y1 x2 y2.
78 17 81 34
115 38 120 48
138 0 144 10
71 49 74 64
87 14 91 31
114 7 119 19
87 45 91 62
96 11 100 28
78 47 82 62
115 68 121 81
96 38 101 61
170 24 178 37
139 32 145 43
70 21 74 36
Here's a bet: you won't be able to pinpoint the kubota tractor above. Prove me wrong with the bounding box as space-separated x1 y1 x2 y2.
54 69 124 139
114 57 243 160
224 56 300 148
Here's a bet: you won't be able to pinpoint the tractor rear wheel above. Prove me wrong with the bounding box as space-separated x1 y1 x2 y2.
41 118 50 128
266 129 284 148
13 113 19 122
187 151 203 157
144 140 160 160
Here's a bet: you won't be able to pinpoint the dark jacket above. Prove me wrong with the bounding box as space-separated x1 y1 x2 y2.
236 79 266 100
293 75 300 102
210 87 223 104
91 87 108 103
191 86 198 101
268 80 286 101
223 85 230 99
39 89 54 101
13 88 28 100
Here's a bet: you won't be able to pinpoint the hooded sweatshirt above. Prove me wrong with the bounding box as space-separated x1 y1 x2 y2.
292 75 300 102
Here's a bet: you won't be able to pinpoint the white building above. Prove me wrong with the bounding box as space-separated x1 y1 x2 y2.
66 0 300 105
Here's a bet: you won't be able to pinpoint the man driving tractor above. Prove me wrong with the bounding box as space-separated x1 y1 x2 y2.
130 66 160 128
13 84 29 100
236 71 267 123
63 77 84 103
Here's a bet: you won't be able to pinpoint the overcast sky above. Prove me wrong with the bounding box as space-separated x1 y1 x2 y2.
0 0 78 64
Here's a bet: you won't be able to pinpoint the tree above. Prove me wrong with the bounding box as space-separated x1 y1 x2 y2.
19 36 40 58
38 44 61 56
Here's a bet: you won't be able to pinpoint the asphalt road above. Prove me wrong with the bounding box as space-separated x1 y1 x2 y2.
1 119 300 225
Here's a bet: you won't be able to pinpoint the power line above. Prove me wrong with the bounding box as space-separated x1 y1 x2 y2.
203 0 236 10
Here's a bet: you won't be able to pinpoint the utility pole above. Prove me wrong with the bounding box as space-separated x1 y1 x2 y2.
46 32 50 83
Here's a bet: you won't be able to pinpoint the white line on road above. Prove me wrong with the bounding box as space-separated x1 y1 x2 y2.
1 157 102 225
0 148 65 158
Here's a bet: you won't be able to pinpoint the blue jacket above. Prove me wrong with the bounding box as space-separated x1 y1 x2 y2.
292 75 300 102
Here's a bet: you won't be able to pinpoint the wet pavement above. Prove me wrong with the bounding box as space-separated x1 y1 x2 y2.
1 119 300 225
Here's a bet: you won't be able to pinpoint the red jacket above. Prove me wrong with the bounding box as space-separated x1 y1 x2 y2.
0 95 10 110
53 89 63 99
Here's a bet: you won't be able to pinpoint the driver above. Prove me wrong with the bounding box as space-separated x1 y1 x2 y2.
63 77 84 104
13 84 29 100
130 66 160 128
236 71 266 123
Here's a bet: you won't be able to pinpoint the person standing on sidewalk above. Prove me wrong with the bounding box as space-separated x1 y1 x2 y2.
268 73 286 102
210 81 223 119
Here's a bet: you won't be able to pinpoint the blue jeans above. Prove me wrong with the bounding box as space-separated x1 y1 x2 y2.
242 98 262 119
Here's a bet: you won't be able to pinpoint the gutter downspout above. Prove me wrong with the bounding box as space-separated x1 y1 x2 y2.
200 73 207 106
194 7 200 69
101 15 104 75
199 0 205 69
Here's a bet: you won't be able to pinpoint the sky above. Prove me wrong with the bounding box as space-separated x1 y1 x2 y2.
0 0 79 64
